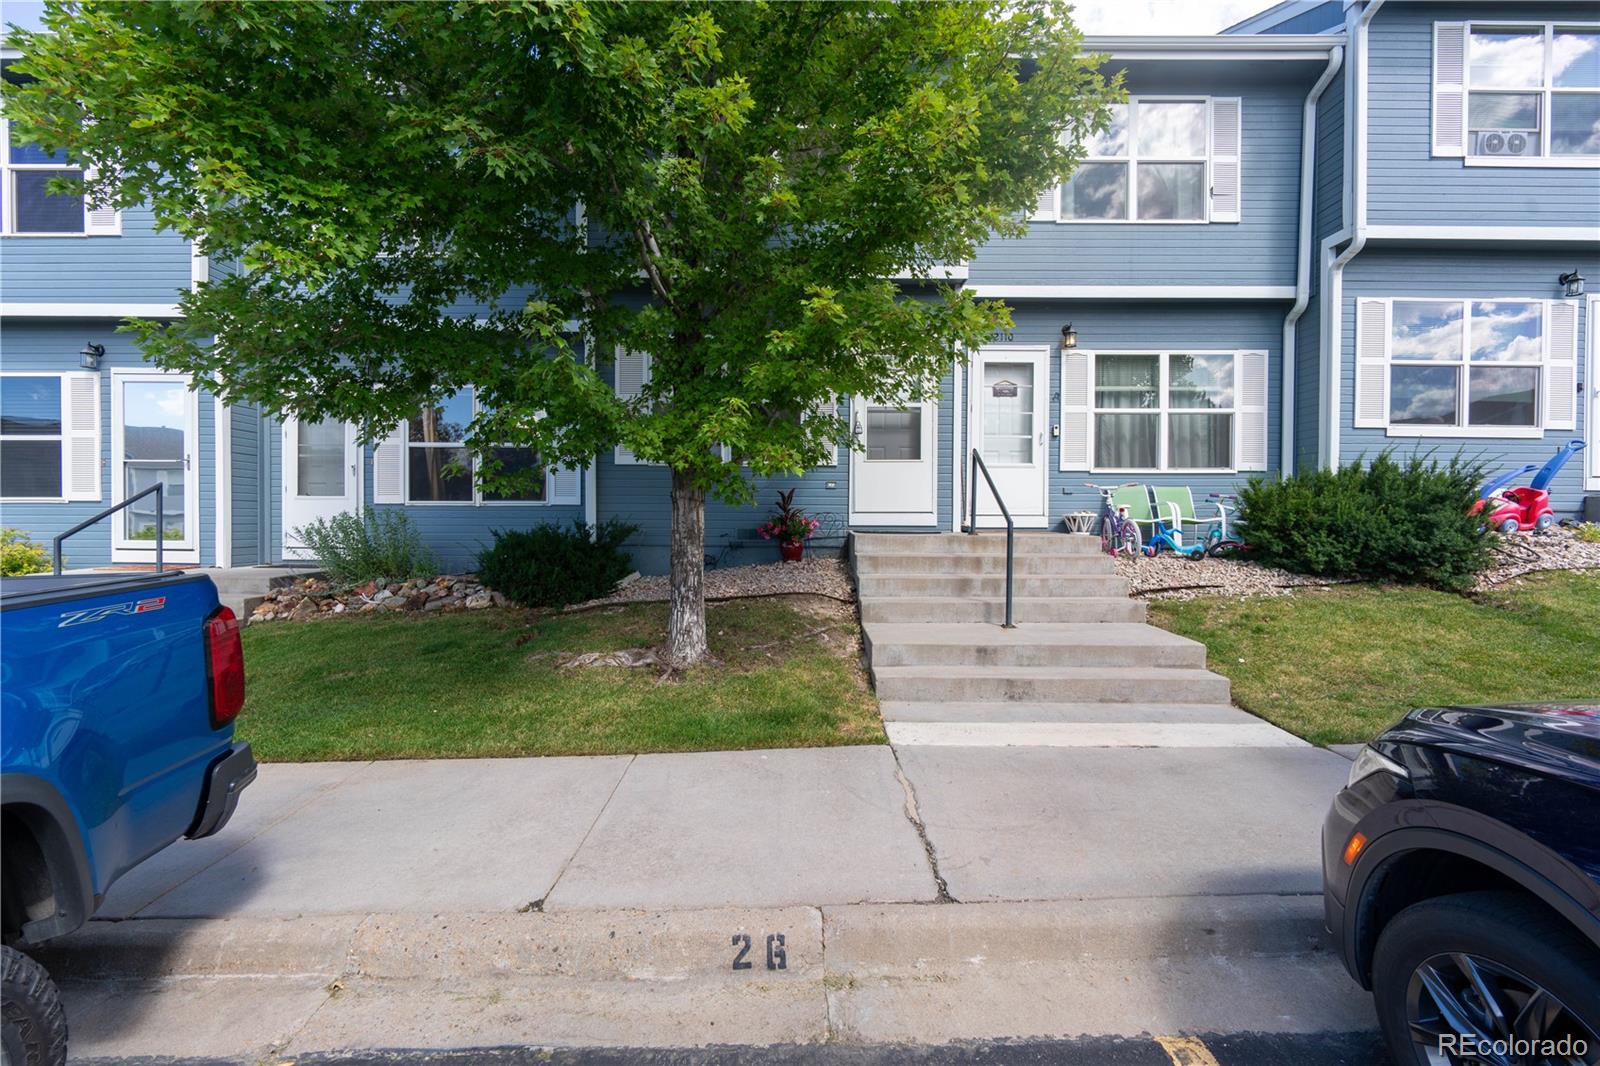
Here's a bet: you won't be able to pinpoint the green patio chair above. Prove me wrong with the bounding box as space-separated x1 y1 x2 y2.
1150 485 1228 544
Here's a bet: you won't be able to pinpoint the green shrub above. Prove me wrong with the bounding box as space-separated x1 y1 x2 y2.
1 529 52 576
1237 451 1491 591
477 520 638 609
1576 523 1600 545
292 510 437 586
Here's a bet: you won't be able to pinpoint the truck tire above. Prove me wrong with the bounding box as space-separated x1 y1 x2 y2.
1 946 67 1066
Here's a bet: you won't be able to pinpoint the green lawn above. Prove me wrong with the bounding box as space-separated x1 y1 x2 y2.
1149 571 1600 747
238 599 883 761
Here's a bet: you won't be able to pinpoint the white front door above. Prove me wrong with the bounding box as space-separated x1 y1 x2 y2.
282 416 360 559
970 346 1049 527
849 395 938 526
1589 296 1600 491
111 371 200 564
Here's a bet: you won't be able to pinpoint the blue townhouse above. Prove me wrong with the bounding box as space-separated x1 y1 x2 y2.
2 0 1595 576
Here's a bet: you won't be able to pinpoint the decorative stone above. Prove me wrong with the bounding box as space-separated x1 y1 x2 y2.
465 591 492 609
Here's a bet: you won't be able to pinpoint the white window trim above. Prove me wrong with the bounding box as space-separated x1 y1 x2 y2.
1458 21 1600 169
401 387 564 506
1381 296 1548 438
1056 97 1215 225
0 117 113 237
1086 350 1241 474
0 371 68 502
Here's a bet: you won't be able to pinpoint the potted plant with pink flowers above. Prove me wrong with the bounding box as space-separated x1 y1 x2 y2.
757 489 819 562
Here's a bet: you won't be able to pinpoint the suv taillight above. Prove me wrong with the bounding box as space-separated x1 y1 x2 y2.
204 606 245 729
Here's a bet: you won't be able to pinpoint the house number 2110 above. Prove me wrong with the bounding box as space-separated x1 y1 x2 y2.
730 933 786 971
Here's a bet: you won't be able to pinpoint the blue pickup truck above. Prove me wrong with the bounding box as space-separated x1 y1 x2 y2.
1 568 256 1065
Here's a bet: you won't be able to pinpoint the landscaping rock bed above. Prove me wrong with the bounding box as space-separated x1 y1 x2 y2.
570 556 855 610
249 575 506 623
1120 525 1600 602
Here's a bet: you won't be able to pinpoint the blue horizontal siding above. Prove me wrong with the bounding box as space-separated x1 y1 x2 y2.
1 206 192 303
962 302 1289 525
0 321 215 567
229 401 263 566
969 70 1313 288
1339 247 1599 514
1366 2 1600 230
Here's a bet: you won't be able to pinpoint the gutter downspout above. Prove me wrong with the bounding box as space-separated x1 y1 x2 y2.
1281 43 1344 478
1320 0 1384 470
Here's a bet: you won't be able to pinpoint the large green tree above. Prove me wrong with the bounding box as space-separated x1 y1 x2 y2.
7 0 1116 667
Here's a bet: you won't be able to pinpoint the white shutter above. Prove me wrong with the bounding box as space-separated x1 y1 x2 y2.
812 395 838 466
371 421 407 503
1059 350 1091 470
613 347 655 465
1236 350 1269 471
82 167 122 236
548 465 581 505
63 372 101 501
1353 299 1391 428
1031 183 1057 222
1209 97 1242 223
1432 23 1467 157
1545 301 1578 430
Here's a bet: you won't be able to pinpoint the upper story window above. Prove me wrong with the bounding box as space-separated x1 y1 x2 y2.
1433 22 1600 165
1036 97 1242 225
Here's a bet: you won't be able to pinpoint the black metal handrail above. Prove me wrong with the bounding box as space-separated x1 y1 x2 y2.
965 449 1016 629
53 483 165 575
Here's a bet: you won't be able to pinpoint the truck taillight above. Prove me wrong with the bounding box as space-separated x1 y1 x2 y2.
204 606 245 729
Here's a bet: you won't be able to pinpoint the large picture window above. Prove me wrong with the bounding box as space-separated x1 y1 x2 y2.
1057 98 1227 223
1463 23 1600 160
1388 300 1542 430
1091 352 1236 471
406 387 545 504
0 374 64 498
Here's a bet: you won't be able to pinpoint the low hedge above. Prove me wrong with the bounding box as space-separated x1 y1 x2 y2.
1237 451 1490 591
477 520 639 608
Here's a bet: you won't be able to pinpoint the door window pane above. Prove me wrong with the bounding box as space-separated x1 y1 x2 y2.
1392 301 1465 361
865 407 922 461
1169 413 1232 470
0 440 63 498
1551 93 1600 155
296 419 346 497
1136 163 1205 220
1469 301 1542 362
121 381 188 540
1168 354 1235 409
981 362 1033 464
1061 162 1127 220
0 376 61 435
1552 30 1600 88
1135 102 1207 157
1470 30 1545 87
1389 366 1460 426
408 445 473 502
482 446 546 501
13 168 85 233
1095 355 1159 410
1096 413 1159 469
1469 367 1538 427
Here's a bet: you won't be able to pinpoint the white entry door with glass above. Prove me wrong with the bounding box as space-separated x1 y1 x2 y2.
849 394 938 526
970 346 1049 527
283 417 360 559
111 371 200 564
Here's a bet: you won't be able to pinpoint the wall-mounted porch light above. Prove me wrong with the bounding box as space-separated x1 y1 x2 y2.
1559 271 1585 298
79 342 106 371
1060 323 1078 349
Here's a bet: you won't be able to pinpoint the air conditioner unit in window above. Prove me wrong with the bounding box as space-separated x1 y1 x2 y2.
1478 130 1533 156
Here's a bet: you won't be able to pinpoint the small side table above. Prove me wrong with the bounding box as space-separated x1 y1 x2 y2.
1061 511 1096 534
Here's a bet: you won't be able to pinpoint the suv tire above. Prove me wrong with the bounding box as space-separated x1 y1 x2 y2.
1371 891 1600 1065
0 945 67 1066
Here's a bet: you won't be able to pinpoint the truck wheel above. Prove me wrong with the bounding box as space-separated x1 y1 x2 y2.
1 946 67 1066
1370 891 1600 1066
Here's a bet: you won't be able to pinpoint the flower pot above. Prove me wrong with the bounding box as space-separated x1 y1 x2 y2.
779 541 805 562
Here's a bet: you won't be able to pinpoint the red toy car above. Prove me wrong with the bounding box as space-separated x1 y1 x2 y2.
1471 441 1585 534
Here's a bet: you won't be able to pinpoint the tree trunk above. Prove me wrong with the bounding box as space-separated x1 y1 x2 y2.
664 468 708 669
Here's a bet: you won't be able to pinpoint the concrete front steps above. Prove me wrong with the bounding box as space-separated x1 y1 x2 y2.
852 531 1296 750
192 564 319 618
